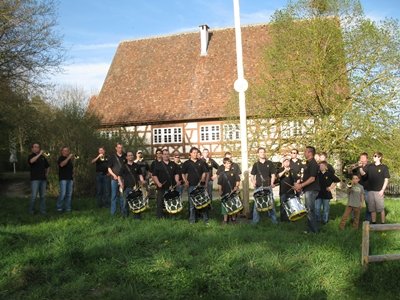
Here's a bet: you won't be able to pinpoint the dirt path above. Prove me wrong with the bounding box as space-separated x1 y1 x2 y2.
1 181 30 198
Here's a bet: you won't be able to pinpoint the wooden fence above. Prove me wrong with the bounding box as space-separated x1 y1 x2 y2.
385 183 400 196
361 221 400 266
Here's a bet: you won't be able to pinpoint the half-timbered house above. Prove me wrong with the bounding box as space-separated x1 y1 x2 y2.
88 24 274 158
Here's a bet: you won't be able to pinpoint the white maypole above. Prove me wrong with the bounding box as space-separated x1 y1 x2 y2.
233 0 250 216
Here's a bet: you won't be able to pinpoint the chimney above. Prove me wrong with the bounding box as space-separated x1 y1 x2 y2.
199 24 209 56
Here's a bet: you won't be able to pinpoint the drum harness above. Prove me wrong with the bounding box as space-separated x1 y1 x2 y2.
221 170 243 215
256 161 271 189
125 163 140 191
123 163 149 214
282 167 308 213
189 161 211 209
160 162 183 214
190 160 206 189
221 170 237 198
160 161 175 191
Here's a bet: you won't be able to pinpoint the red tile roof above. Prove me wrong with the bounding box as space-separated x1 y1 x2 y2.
88 24 271 127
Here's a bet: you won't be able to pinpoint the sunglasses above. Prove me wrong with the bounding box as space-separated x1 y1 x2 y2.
374 155 380 158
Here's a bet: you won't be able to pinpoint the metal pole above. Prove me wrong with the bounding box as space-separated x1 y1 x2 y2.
233 0 250 217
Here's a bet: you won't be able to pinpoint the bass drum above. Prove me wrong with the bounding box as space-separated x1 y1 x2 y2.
190 186 211 209
163 190 183 214
127 189 149 214
253 187 274 212
283 196 307 221
221 192 243 216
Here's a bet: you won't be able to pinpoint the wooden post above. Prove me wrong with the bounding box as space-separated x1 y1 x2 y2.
362 221 370 266
369 224 400 231
368 254 400 263
242 170 250 218
361 222 400 265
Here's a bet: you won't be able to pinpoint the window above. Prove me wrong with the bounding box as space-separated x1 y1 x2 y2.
223 124 240 141
200 125 220 142
99 130 118 139
281 121 302 138
153 127 182 144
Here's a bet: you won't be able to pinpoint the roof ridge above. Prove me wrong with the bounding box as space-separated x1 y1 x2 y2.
119 22 269 44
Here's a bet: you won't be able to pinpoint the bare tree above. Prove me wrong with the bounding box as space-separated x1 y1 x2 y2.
0 0 64 90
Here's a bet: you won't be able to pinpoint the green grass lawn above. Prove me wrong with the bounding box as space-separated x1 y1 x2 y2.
1 196 400 299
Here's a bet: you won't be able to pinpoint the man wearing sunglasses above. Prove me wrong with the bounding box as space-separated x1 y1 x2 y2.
289 149 303 184
360 152 390 224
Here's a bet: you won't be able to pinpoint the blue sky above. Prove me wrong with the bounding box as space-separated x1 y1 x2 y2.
54 0 400 94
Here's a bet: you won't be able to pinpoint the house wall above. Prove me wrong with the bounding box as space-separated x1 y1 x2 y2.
99 120 241 158
99 118 313 161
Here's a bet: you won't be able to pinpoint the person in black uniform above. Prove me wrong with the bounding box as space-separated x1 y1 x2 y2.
108 143 127 216
318 152 335 174
251 147 278 224
182 147 208 224
318 152 338 201
289 149 302 183
202 149 219 201
28 143 50 215
218 157 240 224
56 146 75 212
91 146 110 208
294 146 320 233
315 161 340 224
152 149 180 218
118 151 145 218
216 151 242 177
277 158 295 222
360 152 390 224
150 148 163 175
134 149 150 190
173 151 184 196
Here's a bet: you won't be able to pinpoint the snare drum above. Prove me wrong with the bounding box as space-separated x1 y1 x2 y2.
190 186 211 209
221 193 243 216
163 190 183 214
253 187 274 212
127 189 149 214
283 196 307 221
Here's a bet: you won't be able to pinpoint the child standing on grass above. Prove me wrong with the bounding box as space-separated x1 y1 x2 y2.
339 175 365 230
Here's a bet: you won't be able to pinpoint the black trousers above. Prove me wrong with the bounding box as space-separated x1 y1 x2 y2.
156 188 167 218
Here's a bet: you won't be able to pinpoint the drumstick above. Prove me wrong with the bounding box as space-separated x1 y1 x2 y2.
283 181 296 193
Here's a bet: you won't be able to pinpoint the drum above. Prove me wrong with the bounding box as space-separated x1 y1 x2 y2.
283 196 307 221
253 187 274 212
221 193 243 216
163 190 183 214
190 186 211 209
127 189 149 214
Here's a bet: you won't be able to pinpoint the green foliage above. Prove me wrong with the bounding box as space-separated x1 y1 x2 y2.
226 0 400 175
1 196 400 299
0 85 124 195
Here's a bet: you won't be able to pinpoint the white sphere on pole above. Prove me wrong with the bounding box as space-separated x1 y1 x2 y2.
234 78 248 93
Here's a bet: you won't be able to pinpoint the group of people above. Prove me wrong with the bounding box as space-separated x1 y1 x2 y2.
28 143 76 214
28 142 391 234
248 146 341 232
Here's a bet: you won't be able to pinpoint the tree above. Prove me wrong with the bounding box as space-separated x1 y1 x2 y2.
0 0 64 90
0 0 64 170
229 0 400 174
